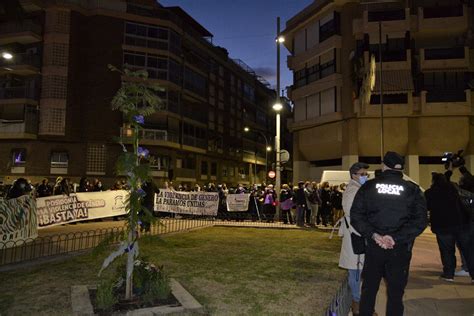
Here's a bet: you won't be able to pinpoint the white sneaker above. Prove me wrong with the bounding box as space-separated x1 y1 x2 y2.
454 270 470 277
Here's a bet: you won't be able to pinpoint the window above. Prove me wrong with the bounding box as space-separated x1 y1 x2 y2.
319 12 340 43
87 144 106 174
320 60 335 78
229 166 235 177
184 67 207 96
368 9 405 22
150 155 169 171
211 162 217 176
201 161 208 174
423 5 463 19
123 51 167 80
12 149 26 166
294 68 307 87
51 151 68 168
243 83 255 103
124 22 169 50
370 94 408 104
183 157 196 169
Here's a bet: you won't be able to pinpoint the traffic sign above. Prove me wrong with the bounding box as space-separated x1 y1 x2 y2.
268 170 276 179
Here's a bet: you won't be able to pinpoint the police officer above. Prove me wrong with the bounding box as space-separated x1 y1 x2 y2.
351 151 428 316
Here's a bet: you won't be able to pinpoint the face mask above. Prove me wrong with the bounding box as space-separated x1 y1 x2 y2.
358 175 368 185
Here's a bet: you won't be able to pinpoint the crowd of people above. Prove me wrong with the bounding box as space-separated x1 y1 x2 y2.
1 150 473 316
1 175 349 226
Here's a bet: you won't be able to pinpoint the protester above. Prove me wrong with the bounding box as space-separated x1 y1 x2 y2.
7 178 33 199
262 184 277 222
319 182 332 226
37 178 52 197
280 184 294 224
295 181 306 227
338 162 369 316
351 151 427 315
425 172 474 282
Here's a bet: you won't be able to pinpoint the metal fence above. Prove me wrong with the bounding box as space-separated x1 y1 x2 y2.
0 217 214 266
324 275 352 316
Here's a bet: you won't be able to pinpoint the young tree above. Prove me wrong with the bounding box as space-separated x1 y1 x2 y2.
99 65 163 300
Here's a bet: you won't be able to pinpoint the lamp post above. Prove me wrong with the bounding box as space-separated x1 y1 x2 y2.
244 126 271 180
274 17 284 221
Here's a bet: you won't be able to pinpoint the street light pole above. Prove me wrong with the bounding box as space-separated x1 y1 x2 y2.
275 16 282 221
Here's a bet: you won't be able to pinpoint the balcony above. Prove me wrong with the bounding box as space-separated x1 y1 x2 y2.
354 8 410 36
183 135 207 150
418 5 467 34
420 47 469 71
0 21 42 45
364 50 411 71
120 127 180 149
0 104 38 139
420 89 471 115
0 52 41 75
0 85 39 103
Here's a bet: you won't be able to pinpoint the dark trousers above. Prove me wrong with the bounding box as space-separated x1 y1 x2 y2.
360 240 412 316
296 205 305 227
282 209 293 224
436 228 474 279
305 206 312 225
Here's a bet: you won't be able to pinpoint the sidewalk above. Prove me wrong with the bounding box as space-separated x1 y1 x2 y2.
374 230 474 316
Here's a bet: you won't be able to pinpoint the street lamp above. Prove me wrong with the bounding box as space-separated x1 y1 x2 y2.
274 17 284 221
244 126 270 180
1 52 13 60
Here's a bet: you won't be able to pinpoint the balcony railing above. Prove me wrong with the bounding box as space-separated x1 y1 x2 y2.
0 20 42 35
426 90 466 103
423 5 463 19
120 127 180 143
0 86 39 99
0 108 38 135
0 52 41 68
424 47 465 60
183 135 207 149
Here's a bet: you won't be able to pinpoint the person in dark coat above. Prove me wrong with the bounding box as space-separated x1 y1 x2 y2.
37 178 52 197
319 181 332 226
425 172 474 282
351 151 427 315
7 178 32 199
295 181 306 227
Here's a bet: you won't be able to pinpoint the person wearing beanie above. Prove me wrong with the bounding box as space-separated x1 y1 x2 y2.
351 151 428 316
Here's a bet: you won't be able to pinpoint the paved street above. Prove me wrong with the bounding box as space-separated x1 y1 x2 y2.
375 230 474 316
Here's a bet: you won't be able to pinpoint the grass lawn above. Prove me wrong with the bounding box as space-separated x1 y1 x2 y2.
0 227 345 315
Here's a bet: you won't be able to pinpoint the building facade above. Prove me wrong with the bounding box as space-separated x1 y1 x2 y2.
0 0 281 188
283 0 474 189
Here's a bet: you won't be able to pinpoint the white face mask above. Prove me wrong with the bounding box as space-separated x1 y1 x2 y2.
358 175 368 185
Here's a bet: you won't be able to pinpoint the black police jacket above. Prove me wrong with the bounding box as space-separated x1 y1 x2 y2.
350 170 428 244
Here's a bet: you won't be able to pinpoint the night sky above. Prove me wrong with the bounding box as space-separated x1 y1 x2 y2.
159 0 313 95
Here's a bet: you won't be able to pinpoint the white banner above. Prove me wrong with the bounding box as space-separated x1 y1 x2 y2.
0 196 38 245
226 194 250 212
36 190 128 228
154 189 219 216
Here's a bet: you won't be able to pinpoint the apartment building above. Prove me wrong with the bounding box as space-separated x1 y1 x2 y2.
283 0 474 188
0 0 283 187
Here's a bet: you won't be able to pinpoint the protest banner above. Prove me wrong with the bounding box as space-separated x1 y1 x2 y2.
0 195 38 245
226 194 250 212
154 189 219 216
36 190 128 228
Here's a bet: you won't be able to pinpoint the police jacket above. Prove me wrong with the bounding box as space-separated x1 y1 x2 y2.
350 170 428 244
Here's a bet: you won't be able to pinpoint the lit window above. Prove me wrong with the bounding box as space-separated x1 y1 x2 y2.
12 149 26 166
